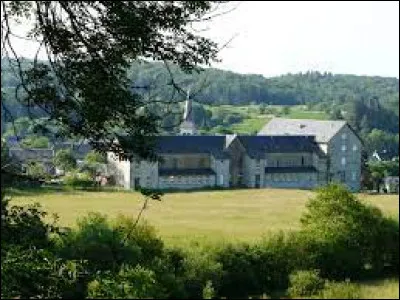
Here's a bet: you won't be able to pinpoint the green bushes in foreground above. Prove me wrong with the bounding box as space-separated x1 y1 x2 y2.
1 184 399 299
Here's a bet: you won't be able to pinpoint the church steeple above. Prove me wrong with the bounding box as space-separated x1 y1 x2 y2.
180 87 197 135
183 88 193 123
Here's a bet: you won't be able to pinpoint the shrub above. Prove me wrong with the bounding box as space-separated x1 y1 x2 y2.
299 184 395 279
318 280 361 299
63 171 94 188
1 196 59 251
202 280 215 299
215 234 295 298
181 248 223 299
54 149 77 172
1 246 81 299
288 270 325 297
87 265 164 299
57 213 164 272
216 243 261 298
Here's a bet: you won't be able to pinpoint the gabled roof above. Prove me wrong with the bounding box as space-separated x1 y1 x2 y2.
258 118 349 143
155 135 229 159
120 135 229 159
235 135 325 159
9 148 54 161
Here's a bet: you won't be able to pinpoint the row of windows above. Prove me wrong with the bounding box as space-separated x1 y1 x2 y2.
255 157 309 167
338 171 358 181
341 144 358 152
159 176 213 184
264 173 317 182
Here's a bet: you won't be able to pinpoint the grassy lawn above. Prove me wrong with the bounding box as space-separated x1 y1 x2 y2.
358 278 399 299
230 116 271 134
9 188 399 246
204 104 329 134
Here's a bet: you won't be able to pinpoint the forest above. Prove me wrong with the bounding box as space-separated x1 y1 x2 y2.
2 58 399 158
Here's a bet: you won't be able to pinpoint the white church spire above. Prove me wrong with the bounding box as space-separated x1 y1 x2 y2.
180 87 197 135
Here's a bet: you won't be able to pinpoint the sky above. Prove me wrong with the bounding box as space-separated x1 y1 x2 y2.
203 1 399 78
5 1 399 78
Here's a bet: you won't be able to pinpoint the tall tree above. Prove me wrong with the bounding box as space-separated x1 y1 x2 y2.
1 1 228 159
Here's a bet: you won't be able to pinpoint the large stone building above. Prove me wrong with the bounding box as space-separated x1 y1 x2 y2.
259 118 363 191
108 95 333 190
108 134 328 190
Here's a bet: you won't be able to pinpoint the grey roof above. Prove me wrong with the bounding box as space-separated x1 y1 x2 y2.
236 135 325 159
258 118 348 143
265 166 318 173
9 148 54 161
159 168 216 176
120 135 229 159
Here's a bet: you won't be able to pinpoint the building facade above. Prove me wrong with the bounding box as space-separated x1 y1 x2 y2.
108 134 329 190
226 135 328 189
107 104 361 191
259 118 363 191
107 135 230 190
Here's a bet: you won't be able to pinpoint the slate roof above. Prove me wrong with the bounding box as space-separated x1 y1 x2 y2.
120 135 229 159
258 118 348 143
265 166 318 173
159 168 216 176
9 148 54 161
236 135 325 159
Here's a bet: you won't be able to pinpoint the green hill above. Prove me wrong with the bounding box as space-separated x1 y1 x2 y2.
2 58 399 157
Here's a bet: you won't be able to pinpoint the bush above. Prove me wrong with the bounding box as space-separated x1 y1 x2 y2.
63 171 94 188
54 149 77 172
87 265 164 299
1 196 59 250
288 270 325 297
215 233 296 298
181 248 223 299
56 213 164 272
299 184 397 279
318 280 361 299
1 246 83 299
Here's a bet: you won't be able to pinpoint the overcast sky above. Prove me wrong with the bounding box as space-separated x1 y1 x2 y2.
204 1 399 78
6 1 399 78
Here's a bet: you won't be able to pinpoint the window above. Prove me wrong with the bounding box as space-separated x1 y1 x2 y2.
353 144 358 151
172 158 178 168
352 172 357 181
301 156 305 166
341 133 347 140
340 171 346 182
341 145 347 151
341 157 346 166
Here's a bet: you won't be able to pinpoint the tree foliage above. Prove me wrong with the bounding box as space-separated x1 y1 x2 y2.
53 148 76 172
1 1 225 158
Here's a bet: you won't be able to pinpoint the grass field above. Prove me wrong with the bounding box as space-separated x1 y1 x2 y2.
358 278 399 299
9 188 399 246
204 104 329 134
